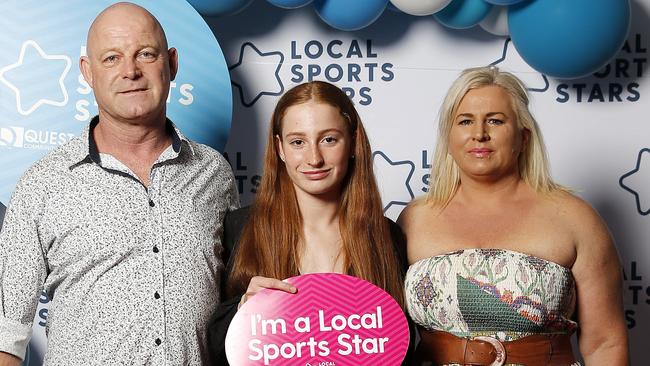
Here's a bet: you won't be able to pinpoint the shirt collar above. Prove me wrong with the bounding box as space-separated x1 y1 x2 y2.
69 115 195 170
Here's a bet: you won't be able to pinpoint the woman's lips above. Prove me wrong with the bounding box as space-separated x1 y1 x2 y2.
468 148 492 158
302 169 331 180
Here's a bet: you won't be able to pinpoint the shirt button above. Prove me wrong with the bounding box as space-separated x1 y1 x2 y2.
155 338 162 346
154 292 160 299
149 199 155 207
153 246 159 253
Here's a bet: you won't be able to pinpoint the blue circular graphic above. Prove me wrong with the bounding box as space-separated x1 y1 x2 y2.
483 0 523 4
0 0 232 204
187 0 254 16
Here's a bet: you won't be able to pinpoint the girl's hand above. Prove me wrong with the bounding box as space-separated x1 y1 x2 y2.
239 276 297 309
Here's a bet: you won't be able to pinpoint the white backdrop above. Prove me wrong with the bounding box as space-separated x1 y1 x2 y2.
0 0 647 364
208 0 649 364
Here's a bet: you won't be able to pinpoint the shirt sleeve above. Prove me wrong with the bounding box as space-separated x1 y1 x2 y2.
226 165 240 212
0 170 48 360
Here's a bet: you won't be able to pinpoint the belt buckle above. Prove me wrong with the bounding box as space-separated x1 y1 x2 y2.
473 336 506 366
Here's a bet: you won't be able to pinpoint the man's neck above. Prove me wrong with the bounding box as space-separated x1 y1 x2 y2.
92 113 172 186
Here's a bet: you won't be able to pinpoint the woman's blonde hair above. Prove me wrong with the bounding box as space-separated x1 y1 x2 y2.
427 66 565 205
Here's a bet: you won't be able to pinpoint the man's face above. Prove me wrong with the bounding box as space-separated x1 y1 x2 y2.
80 6 177 124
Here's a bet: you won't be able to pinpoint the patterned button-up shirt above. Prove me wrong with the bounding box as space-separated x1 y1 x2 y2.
0 117 239 365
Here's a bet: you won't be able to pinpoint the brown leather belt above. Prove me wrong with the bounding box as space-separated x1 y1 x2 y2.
417 328 577 366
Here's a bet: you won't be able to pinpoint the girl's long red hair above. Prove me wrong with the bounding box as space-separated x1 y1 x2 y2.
226 81 404 308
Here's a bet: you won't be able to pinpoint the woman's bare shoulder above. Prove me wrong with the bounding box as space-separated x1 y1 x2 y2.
397 197 441 227
544 190 601 220
543 190 610 243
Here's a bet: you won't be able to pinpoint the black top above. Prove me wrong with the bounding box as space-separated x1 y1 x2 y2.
207 206 415 365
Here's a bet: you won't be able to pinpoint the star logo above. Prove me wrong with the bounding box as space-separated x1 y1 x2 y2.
490 38 549 93
373 151 415 217
619 148 650 216
0 40 72 115
229 42 284 107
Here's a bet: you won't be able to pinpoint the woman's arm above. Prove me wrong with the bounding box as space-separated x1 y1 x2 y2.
570 198 629 365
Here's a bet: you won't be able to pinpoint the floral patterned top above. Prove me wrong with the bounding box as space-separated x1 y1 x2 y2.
405 248 578 342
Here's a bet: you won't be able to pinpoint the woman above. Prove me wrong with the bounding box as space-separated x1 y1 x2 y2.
399 66 628 365
207 80 411 365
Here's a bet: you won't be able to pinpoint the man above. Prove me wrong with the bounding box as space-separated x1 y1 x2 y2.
0 3 238 365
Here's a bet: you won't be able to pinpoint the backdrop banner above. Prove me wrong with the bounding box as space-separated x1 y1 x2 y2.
208 1 649 364
0 0 648 365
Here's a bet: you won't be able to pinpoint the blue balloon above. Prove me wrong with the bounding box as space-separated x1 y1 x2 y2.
267 0 313 8
435 0 492 29
483 0 525 5
314 0 388 31
509 0 630 79
186 0 254 16
387 3 401 12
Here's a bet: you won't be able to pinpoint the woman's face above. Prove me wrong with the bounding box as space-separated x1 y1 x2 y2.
448 85 527 181
276 101 353 199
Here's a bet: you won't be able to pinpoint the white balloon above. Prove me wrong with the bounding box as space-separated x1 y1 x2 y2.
389 0 452 16
479 5 509 36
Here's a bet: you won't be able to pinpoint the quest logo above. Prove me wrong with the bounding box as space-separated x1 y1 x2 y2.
0 125 74 150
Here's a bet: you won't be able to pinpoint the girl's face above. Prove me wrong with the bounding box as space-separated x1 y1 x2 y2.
276 101 353 200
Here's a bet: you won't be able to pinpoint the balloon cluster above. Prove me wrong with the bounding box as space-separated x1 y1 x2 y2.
187 0 630 79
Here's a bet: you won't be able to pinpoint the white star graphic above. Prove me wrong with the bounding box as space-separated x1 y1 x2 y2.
373 151 415 218
620 149 650 215
0 40 72 116
229 42 284 107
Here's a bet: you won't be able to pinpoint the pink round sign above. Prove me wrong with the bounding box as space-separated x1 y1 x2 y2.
225 273 409 365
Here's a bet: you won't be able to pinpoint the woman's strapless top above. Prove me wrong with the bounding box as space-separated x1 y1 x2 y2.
405 248 578 341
